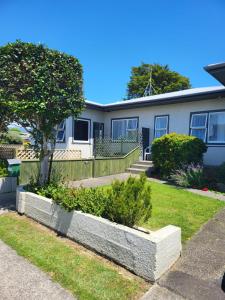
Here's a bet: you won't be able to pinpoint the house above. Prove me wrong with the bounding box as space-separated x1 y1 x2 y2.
55 63 225 166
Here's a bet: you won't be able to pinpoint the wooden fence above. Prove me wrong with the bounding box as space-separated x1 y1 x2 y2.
19 147 140 184
16 149 81 160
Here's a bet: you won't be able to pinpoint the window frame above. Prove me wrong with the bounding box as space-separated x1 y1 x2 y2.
189 109 225 145
73 117 91 144
111 117 139 141
56 120 66 143
154 115 169 139
190 113 208 142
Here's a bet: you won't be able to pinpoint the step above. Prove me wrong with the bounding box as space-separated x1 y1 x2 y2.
136 160 153 166
126 168 146 174
131 164 150 170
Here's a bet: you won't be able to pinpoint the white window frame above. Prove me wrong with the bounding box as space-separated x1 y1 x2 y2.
154 115 169 138
73 118 91 143
207 111 225 144
56 120 66 143
111 118 138 141
190 113 207 142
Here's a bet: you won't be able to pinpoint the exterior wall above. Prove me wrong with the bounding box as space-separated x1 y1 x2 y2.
103 98 225 166
55 108 104 158
56 97 225 165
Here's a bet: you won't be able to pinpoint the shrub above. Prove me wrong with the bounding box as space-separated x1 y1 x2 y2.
104 174 152 227
218 162 225 184
27 182 108 217
0 160 8 177
26 175 152 228
170 164 206 188
151 133 207 177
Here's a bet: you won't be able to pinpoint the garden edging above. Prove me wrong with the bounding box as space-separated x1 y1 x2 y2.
0 177 17 194
16 186 182 281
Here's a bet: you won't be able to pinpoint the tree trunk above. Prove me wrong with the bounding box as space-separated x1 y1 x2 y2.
38 136 51 186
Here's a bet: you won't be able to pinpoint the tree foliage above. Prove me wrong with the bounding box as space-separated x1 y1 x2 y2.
126 63 191 99
0 41 84 184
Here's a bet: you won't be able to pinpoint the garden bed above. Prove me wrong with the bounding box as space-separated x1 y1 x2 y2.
16 186 181 281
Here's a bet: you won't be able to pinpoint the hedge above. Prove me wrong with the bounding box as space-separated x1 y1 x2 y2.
151 133 207 177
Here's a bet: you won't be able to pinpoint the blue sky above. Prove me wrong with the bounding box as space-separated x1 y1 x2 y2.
1 0 225 103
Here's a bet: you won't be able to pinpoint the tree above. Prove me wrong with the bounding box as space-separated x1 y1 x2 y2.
0 41 84 185
126 63 191 99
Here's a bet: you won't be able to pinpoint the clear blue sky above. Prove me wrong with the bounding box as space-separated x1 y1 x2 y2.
1 0 225 103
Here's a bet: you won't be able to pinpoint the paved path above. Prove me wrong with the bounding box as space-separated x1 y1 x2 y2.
143 208 225 300
0 240 75 300
0 193 75 300
68 172 134 188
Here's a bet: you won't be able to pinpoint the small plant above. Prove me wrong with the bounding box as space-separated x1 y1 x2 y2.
104 174 152 227
0 160 8 177
170 164 206 189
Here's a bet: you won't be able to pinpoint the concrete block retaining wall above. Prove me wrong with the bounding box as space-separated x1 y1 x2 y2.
16 187 182 281
0 177 17 194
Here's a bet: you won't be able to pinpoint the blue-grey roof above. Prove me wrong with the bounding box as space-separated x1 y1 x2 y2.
86 86 225 111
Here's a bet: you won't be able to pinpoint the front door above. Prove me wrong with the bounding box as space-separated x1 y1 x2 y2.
142 127 150 160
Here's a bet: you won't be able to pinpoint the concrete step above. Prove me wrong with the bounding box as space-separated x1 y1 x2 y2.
131 164 150 170
136 160 153 166
126 168 146 174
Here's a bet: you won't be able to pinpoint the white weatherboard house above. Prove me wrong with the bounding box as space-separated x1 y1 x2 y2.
55 63 225 166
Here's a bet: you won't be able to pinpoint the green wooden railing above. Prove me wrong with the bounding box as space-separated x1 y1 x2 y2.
19 147 140 184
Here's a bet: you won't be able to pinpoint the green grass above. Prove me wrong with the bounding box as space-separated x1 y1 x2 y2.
142 181 225 242
0 214 148 300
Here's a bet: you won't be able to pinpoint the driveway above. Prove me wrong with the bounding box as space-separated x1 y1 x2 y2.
143 208 225 299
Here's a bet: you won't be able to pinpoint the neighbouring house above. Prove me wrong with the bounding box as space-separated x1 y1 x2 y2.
55 63 225 166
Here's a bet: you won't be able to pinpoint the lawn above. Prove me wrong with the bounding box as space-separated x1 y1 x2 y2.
142 181 225 242
0 213 149 300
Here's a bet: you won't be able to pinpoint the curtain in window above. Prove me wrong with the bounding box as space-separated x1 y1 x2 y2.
56 120 65 142
112 119 138 140
190 114 207 142
154 116 168 138
208 112 225 143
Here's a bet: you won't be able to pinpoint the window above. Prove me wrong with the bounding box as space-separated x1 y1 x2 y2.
208 112 225 143
112 118 138 141
74 118 90 142
190 111 225 144
190 113 207 142
56 120 66 142
154 116 169 138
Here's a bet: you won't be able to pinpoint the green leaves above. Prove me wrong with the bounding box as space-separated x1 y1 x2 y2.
126 63 191 99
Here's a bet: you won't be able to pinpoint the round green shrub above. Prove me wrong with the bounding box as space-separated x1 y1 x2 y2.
151 133 207 177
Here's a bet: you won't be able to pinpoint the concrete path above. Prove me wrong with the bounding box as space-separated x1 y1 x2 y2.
0 193 75 300
143 208 225 300
68 172 134 188
0 240 75 300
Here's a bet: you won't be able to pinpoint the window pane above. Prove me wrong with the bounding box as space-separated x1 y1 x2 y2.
155 116 168 130
112 120 126 139
191 129 206 141
191 114 207 127
74 119 89 141
208 112 225 143
56 120 65 142
127 119 137 130
57 130 64 141
155 129 167 138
